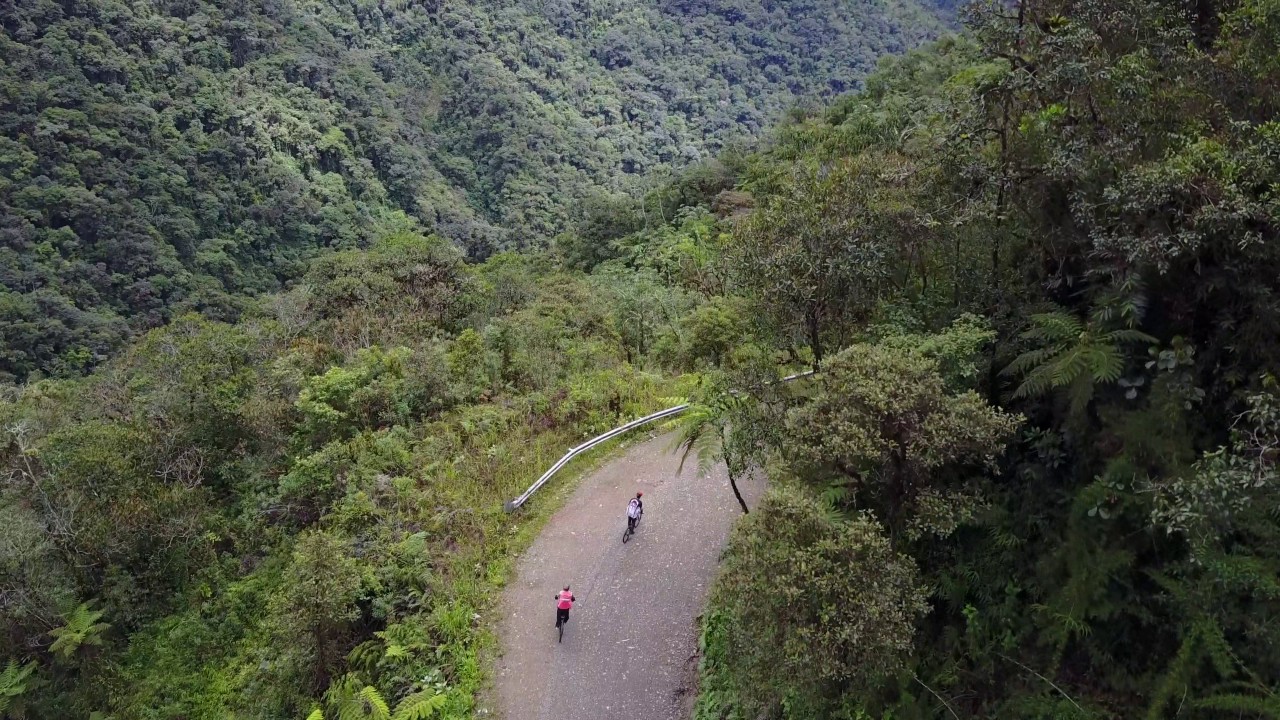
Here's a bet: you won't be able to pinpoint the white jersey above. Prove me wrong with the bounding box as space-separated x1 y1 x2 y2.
627 499 642 519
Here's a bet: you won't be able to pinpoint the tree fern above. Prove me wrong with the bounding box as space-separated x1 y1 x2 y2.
1003 310 1155 419
817 479 853 510
0 660 35 714
664 375 754 513
668 403 722 480
48 601 111 660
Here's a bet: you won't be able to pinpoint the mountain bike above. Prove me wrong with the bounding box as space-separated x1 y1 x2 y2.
622 509 643 544
556 609 570 643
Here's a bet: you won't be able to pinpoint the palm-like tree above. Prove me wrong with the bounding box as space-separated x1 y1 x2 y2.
667 375 757 514
0 660 36 715
1003 310 1156 419
48 601 110 661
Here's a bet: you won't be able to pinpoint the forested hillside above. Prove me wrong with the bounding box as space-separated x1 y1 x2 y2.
0 0 946 381
4 0 1280 716
0 231 712 717
685 0 1280 716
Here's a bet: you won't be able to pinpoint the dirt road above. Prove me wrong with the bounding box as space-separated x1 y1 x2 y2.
491 432 762 720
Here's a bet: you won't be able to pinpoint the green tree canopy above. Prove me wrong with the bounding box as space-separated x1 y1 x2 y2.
708 489 929 717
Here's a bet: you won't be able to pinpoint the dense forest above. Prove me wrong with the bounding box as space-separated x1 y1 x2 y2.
0 0 946 382
3 0 1280 716
686 0 1280 716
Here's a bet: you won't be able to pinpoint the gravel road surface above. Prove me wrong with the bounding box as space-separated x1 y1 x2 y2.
491 432 763 720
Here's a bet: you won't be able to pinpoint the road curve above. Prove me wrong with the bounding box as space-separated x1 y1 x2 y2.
491 432 763 720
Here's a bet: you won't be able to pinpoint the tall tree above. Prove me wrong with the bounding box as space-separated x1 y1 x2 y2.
730 153 932 367
784 337 1021 539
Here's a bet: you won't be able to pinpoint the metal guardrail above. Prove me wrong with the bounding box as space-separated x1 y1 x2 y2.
502 404 687 512
503 370 816 512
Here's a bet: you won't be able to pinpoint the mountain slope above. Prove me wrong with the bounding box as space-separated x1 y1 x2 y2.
0 0 946 381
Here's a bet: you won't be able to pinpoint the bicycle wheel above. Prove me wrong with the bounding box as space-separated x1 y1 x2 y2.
622 525 631 543
558 618 564 643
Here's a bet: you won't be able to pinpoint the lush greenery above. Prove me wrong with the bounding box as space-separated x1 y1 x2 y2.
4 0 1280 715
688 0 1280 715
0 0 949 381
0 230 721 717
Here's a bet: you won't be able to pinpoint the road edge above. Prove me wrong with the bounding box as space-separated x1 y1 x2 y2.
473 427 670 719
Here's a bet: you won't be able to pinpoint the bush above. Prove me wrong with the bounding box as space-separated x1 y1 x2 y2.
708 488 928 717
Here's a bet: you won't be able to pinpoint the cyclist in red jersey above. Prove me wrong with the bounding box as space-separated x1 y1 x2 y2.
555 585 575 628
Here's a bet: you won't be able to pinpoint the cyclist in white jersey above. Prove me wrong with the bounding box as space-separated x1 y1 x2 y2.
626 492 644 533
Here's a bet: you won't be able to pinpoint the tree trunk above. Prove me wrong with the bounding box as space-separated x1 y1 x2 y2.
313 625 332 693
806 307 823 371
728 467 750 514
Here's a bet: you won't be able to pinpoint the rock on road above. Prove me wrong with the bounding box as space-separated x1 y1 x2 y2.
492 432 763 720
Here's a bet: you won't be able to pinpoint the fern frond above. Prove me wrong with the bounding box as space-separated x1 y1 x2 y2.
359 686 390 720
0 660 35 713
1013 364 1059 399
335 690 362 720
1144 570 1189 601
1196 618 1238 679
306 708 325 720
1050 347 1090 387
0 660 34 694
391 690 447 720
1024 312 1083 342
816 499 846 526
1193 693 1280 717
987 525 1024 550
695 439 721 476
85 624 109 646
330 681 391 720
1105 329 1158 345
1145 624 1200 720
674 427 710 474
818 482 850 508
1087 346 1124 383
347 640 383 674
1001 347 1056 377
1006 303 1156 417
49 601 111 659
668 403 724 477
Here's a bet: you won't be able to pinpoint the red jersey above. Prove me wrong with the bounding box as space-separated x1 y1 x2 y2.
556 590 575 610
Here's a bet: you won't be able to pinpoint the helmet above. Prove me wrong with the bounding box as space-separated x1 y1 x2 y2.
636 492 643 498
563 585 570 591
